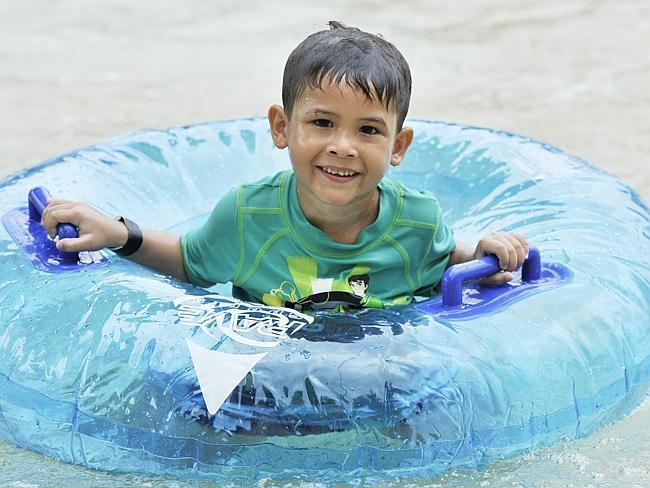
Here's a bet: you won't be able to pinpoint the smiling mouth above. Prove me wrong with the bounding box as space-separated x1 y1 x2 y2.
318 166 360 178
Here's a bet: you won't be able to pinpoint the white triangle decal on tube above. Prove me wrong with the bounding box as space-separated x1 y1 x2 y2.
185 339 270 415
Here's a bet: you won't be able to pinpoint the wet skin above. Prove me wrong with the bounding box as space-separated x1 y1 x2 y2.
267 80 413 243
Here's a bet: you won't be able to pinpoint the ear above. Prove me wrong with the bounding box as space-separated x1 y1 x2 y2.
268 104 289 149
389 127 414 167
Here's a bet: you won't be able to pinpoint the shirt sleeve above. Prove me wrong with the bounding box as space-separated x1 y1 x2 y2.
180 188 241 287
431 215 456 262
419 204 456 294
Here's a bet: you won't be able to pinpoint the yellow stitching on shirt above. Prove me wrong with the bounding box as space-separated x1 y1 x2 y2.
383 235 416 292
233 186 246 282
280 175 404 259
235 228 291 286
395 219 436 230
241 207 282 214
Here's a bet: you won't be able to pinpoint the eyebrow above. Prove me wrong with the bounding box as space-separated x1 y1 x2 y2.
359 116 387 126
308 109 336 117
308 109 388 126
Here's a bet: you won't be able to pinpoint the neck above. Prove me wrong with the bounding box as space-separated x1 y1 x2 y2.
298 189 380 244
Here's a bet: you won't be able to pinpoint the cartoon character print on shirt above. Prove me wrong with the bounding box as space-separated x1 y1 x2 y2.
262 256 384 312
346 274 384 309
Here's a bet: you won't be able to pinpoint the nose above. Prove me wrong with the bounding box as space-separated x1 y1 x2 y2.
327 130 357 158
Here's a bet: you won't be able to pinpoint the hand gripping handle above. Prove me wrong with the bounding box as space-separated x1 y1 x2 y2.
28 186 79 240
441 244 541 306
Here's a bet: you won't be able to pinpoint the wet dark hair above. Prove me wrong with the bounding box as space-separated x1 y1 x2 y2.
282 21 412 130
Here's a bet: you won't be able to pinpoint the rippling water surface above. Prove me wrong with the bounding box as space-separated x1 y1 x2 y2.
1 0 649 486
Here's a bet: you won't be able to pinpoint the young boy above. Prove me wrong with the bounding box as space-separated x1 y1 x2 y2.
41 22 527 311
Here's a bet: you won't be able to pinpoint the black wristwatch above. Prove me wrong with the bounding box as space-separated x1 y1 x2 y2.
110 216 143 257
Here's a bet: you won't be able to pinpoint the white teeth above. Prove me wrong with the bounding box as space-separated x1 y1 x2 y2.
322 167 356 177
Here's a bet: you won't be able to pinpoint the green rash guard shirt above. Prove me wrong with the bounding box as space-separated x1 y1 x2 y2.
180 171 455 312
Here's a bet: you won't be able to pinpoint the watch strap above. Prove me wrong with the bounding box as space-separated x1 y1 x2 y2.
111 216 143 257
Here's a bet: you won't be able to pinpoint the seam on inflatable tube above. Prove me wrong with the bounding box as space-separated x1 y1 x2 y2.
71 349 92 465
571 378 581 439
0 374 20 446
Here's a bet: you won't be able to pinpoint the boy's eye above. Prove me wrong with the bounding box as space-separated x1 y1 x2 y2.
312 119 333 128
360 125 379 135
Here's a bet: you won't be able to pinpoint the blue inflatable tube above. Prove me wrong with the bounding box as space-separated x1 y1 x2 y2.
0 118 649 482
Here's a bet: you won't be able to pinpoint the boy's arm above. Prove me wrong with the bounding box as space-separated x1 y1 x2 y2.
41 199 189 282
448 232 528 285
118 228 188 282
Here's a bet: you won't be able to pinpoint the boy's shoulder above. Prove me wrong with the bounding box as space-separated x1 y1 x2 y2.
238 170 290 191
382 177 442 205
381 177 444 225
234 170 291 208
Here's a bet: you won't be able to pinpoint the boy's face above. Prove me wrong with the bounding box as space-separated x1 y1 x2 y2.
268 80 413 213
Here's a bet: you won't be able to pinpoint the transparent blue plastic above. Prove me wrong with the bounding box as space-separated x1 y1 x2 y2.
0 119 648 482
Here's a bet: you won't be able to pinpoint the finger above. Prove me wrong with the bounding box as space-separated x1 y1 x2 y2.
480 270 514 286
504 232 529 270
512 233 529 260
43 207 84 240
41 215 61 239
46 198 74 207
56 234 100 253
47 206 82 225
476 235 507 266
41 200 76 221
41 201 78 232
488 236 514 271
498 233 526 271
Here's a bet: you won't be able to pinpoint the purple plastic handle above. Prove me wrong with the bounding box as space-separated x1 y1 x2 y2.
28 186 78 240
441 244 541 306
